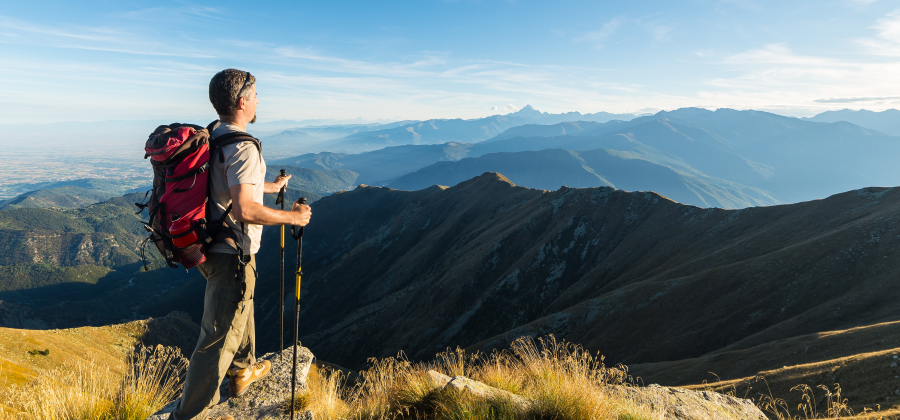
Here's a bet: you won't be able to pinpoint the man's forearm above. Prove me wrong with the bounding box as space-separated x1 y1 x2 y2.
263 182 281 194
234 201 297 226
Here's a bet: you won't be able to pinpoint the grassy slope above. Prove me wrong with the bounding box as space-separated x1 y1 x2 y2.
629 320 900 415
0 312 197 388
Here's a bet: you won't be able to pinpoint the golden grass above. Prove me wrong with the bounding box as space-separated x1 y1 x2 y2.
704 374 881 420
295 335 662 420
0 345 186 420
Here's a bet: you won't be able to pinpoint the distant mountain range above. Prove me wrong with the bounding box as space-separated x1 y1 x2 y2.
9 106 900 210
273 107 900 207
388 149 775 208
260 105 639 156
805 108 900 136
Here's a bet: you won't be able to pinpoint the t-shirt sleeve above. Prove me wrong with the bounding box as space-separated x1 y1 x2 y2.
223 143 264 189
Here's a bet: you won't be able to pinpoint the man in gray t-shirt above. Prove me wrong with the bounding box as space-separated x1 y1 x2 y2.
170 69 312 420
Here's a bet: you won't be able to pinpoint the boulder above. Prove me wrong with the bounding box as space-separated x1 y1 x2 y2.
444 374 531 409
147 346 315 420
608 384 768 420
425 369 451 388
423 370 766 419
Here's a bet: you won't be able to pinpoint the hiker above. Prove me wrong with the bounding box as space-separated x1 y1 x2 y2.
168 69 312 420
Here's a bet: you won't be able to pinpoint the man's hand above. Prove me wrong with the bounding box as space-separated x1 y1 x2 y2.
292 201 312 227
264 174 291 194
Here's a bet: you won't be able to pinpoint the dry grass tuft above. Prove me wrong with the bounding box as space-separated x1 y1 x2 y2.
754 375 877 420
0 345 186 420
296 335 662 420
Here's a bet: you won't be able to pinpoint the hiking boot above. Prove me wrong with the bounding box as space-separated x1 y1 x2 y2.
228 360 271 397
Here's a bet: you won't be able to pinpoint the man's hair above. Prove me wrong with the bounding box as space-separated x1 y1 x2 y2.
209 69 255 116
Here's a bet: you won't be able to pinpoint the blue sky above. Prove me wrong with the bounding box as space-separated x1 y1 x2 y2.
1 0 899 123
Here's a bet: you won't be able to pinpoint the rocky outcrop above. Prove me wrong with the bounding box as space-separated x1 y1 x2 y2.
426 370 530 408
608 384 768 420
425 370 765 420
148 346 315 420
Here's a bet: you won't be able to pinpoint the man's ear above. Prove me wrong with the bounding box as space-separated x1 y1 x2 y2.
237 96 246 111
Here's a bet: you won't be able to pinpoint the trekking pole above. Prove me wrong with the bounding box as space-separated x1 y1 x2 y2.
290 197 307 420
276 169 287 351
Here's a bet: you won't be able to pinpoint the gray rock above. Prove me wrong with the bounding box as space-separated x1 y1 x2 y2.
425 370 451 388
444 375 530 409
424 370 763 419
608 384 768 420
147 346 315 420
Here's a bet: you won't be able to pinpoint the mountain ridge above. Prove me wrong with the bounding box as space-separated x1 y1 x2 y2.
255 173 900 381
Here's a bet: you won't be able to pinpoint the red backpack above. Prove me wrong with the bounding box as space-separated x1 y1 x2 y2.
137 121 260 270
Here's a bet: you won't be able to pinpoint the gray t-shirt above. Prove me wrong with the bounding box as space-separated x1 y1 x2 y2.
208 123 266 255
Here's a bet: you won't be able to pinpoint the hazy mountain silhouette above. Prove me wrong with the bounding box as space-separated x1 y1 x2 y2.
272 107 900 206
271 143 472 185
806 108 900 136
322 106 639 153
388 149 775 208
471 108 900 203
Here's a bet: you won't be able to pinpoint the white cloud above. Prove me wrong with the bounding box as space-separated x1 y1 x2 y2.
574 18 622 48
118 5 224 21
0 15 215 57
715 0 762 11
650 24 674 42
860 9 900 56
504 104 519 112
876 10 900 43
699 42 900 115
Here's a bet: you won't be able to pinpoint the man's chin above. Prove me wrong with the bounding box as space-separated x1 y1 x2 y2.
250 115 257 124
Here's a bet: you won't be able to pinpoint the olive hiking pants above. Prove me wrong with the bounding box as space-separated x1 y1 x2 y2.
169 252 257 420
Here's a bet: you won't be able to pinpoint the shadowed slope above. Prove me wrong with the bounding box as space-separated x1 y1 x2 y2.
258 173 900 374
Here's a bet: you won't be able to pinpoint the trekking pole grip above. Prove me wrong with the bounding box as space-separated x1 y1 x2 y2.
290 197 307 239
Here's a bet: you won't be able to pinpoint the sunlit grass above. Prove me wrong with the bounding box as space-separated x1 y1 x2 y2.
0 345 186 420
297 335 662 420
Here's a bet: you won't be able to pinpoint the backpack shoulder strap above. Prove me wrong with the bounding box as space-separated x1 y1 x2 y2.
207 120 262 163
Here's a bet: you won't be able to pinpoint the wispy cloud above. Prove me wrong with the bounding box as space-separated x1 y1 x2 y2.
486 104 519 112
814 96 900 103
634 14 676 43
573 18 622 48
860 9 900 55
715 0 762 12
702 40 900 113
118 4 225 21
0 15 216 57
649 24 674 42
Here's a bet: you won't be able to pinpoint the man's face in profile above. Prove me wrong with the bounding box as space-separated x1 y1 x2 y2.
247 84 258 124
